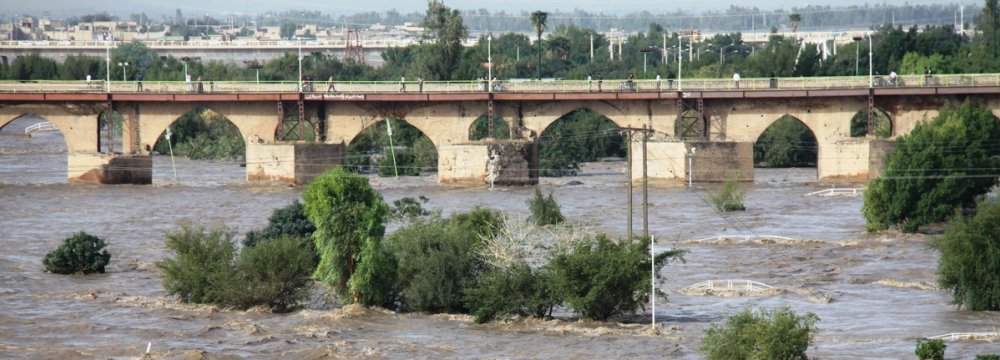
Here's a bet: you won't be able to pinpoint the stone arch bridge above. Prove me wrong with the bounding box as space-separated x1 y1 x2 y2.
2 80 998 185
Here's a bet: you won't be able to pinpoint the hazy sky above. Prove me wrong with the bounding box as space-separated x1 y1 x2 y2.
0 0 976 18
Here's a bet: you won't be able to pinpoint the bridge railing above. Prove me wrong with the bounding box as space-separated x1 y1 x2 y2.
3 74 1000 94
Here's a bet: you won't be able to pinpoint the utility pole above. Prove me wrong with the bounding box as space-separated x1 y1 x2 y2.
622 126 655 238
626 129 633 239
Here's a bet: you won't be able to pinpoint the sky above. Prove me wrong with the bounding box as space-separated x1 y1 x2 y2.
0 0 977 18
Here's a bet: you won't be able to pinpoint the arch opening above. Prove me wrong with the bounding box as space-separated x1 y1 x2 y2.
850 108 892 138
538 108 625 177
0 114 68 184
469 113 511 141
346 117 437 177
275 112 317 142
98 109 124 154
753 115 818 181
676 109 705 139
151 106 246 184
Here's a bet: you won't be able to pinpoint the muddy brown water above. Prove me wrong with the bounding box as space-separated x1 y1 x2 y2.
2 117 999 359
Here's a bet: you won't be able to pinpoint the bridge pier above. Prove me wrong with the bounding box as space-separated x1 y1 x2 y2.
438 141 538 186
69 153 152 184
245 142 346 185
630 140 754 186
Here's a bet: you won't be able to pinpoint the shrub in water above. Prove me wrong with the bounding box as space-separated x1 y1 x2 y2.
528 187 565 226
915 339 946 360
158 223 239 305
935 201 1000 311
389 196 430 220
159 223 316 311
709 174 746 212
230 235 316 312
699 306 819 360
464 261 559 323
976 355 1000 360
43 231 111 275
244 199 315 248
547 235 684 321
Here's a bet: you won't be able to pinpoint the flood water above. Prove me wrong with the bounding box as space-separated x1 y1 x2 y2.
2 116 999 359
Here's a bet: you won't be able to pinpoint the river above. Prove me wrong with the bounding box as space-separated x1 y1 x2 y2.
1 116 998 359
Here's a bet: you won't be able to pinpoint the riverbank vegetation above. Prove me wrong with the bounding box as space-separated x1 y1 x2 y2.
935 201 1000 311
862 101 1000 232
699 306 819 360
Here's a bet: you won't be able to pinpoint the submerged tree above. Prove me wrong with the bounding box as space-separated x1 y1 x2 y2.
935 201 1000 311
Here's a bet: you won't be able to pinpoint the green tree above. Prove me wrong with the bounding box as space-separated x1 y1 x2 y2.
915 339 946 360
548 235 684 321
43 232 111 275
935 201 1000 311
302 167 393 305
464 261 558 323
700 306 819 360
280 21 296 40
111 41 158 77
531 10 548 79
420 1 468 80
243 199 316 262
863 101 1000 232
158 223 238 305
231 235 316 312
754 115 817 167
789 13 802 33
7 53 59 80
527 187 564 225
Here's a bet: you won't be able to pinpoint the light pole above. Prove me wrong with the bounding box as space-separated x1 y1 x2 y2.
488 34 492 93
640 47 652 74
105 42 111 93
118 62 129 82
852 36 862 76
868 32 873 88
181 57 190 78
297 39 303 92
677 35 683 91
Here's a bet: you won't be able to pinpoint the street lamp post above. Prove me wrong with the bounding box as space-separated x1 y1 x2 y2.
297 39 303 92
868 32 873 88
852 36 862 76
118 62 129 82
181 57 190 78
677 35 682 91
488 34 492 93
105 42 111 93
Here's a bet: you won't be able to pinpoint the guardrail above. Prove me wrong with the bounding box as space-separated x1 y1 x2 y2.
25 122 57 135
0 38 449 49
1 74 1000 94
804 188 865 197
688 235 796 242
927 332 1000 341
682 279 776 292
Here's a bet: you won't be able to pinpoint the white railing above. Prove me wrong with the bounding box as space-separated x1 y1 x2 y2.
24 122 57 135
682 279 776 292
688 235 795 242
927 332 1000 341
804 188 865 197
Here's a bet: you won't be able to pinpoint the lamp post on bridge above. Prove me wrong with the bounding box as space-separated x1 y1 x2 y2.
488 33 493 93
852 36 862 76
118 62 129 82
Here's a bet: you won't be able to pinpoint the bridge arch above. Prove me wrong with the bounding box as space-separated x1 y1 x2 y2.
0 104 104 153
536 108 626 177
518 101 644 138
151 106 246 164
345 116 437 176
753 114 818 170
0 113 70 183
849 107 893 138
468 112 512 141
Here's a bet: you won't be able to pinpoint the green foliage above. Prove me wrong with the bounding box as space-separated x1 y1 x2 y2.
539 109 625 177
158 223 239 305
754 115 817 167
464 261 558 323
849 109 892 138
244 199 315 249
709 174 746 212
111 41 158 75
158 223 314 312
700 306 819 360
976 355 1000 360
469 114 511 141
8 53 59 80
548 235 684 321
347 118 436 175
915 339 946 360
935 202 1000 311
230 235 316 312
389 207 504 312
347 237 398 307
43 232 111 275
302 168 390 304
863 102 1000 232
527 187 565 225
389 196 431 220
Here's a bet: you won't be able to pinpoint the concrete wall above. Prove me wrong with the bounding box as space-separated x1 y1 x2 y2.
69 153 151 184
293 143 346 184
438 144 490 185
245 142 344 184
868 140 895 180
819 139 871 182
630 140 688 186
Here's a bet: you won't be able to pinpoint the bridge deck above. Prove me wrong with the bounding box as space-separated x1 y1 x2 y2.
1 74 998 102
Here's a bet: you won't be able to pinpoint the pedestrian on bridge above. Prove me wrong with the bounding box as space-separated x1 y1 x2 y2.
185 74 192 92
196 76 204 93
588 74 593 92
656 74 661 91
733 72 741 89
327 75 336 93
136 72 144 92
418 75 424 93
597 73 603 92
400 76 406 92
86 74 92 90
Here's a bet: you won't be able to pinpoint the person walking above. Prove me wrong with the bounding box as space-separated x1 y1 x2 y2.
400 75 406 92
733 72 741 89
136 72 144 92
196 75 204 93
418 75 424 93
185 73 192 92
588 74 593 92
86 74 92 90
655 73 661 91
597 73 603 92
326 75 336 93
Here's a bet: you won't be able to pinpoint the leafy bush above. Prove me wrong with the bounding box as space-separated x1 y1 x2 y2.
158 223 239 305
548 235 684 321
915 339 946 360
464 261 558 323
389 196 431 220
389 207 504 313
863 101 1000 232
709 174 746 212
377 148 420 177
43 231 111 275
935 202 1000 310
699 306 819 360
230 235 316 312
346 238 398 307
244 199 316 248
158 223 315 312
976 355 1000 360
527 187 565 225
302 167 393 305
